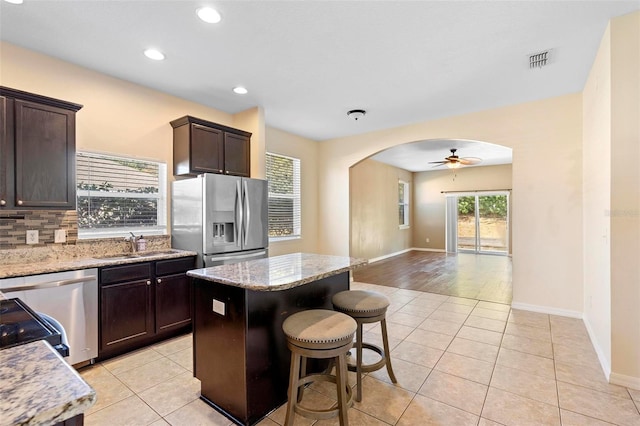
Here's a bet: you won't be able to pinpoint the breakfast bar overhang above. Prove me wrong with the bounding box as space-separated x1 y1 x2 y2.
187 253 367 426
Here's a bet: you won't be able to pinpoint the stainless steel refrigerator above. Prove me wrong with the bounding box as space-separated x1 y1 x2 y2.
171 173 268 267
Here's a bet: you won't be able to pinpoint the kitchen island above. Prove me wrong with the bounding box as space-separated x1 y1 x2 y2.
187 253 367 426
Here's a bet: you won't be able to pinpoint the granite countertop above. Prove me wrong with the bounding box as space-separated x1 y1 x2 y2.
0 340 96 426
187 252 367 291
0 249 197 279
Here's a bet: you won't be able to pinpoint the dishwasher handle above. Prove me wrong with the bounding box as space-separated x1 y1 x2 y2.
2 276 97 292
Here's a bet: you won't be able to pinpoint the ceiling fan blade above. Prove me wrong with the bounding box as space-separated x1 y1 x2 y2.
459 157 482 165
430 163 447 168
428 161 448 164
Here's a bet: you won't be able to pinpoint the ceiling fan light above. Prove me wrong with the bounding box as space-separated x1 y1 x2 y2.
447 161 461 169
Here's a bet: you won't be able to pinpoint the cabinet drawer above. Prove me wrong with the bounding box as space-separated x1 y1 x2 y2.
100 262 151 285
155 256 196 276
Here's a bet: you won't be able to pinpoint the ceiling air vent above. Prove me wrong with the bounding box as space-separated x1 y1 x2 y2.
529 49 552 69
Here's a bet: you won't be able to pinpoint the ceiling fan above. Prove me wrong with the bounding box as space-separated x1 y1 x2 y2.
429 148 482 169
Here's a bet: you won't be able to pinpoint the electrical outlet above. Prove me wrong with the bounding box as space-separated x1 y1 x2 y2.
26 230 39 245
54 229 66 243
212 299 225 316
426 237 430 243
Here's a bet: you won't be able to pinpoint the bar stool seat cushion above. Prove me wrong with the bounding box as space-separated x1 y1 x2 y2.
332 290 390 318
283 309 357 350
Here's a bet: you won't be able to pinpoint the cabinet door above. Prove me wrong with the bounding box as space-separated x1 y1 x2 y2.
156 272 192 333
191 123 224 174
224 132 250 177
14 99 75 209
100 279 153 351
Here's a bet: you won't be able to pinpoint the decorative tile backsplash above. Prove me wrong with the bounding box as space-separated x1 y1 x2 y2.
0 210 78 249
0 209 170 265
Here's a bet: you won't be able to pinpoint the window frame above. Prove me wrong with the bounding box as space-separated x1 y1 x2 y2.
266 152 302 241
399 179 410 229
76 151 168 240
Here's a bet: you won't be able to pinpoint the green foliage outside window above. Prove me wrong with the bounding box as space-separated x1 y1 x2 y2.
458 195 507 217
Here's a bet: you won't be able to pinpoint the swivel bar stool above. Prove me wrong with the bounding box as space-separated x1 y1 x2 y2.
332 290 397 401
282 309 357 426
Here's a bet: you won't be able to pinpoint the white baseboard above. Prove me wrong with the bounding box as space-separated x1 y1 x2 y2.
368 248 413 263
610 372 640 391
582 316 612 381
510 302 582 319
368 247 446 263
411 247 446 253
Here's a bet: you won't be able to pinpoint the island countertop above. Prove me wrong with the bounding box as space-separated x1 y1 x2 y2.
187 252 367 291
0 340 96 426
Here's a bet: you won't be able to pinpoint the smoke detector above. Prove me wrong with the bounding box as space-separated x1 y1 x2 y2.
529 49 553 69
347 109 366 121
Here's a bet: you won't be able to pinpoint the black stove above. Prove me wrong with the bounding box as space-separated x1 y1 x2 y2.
0 298 69 356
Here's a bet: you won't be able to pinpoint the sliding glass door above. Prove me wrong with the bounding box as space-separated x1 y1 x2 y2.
447 192 509 255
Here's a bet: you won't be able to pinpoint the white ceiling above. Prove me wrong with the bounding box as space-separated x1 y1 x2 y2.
1 0 638 169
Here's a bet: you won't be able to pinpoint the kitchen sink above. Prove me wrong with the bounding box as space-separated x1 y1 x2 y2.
94 249 184 261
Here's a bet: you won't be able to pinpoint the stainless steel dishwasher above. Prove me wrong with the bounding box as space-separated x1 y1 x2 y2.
0 269 98 366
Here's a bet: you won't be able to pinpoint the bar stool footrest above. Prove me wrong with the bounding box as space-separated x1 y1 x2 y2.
346 342 387 373
294 382 354 420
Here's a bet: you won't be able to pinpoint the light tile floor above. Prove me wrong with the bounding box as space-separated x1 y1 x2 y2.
79 282 640 425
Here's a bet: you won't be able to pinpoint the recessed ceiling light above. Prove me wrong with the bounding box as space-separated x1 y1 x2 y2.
197 7 222 23
4 0 24 4
144 49 165 61
233 86 248 95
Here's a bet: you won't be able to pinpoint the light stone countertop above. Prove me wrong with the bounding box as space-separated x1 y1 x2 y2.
187 252 367 291
0 340 96 426
0 249 197 279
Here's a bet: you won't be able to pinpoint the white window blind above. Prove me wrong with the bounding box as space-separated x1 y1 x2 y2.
266 152 301 239
76 152 167 238
399 180 410 228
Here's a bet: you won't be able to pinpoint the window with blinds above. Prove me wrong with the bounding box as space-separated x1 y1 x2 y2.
266 152 301 239
399 180 410 229
76 152 167 238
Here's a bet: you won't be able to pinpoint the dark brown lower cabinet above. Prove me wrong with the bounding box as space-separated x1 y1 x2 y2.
101 278 154 351
98 256 195 360
156 272 191 333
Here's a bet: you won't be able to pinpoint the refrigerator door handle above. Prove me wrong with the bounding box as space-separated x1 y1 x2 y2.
243 180 250 246
235 180 243 247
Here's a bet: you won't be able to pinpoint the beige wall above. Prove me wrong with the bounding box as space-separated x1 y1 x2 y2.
583 20 613 376
610 11 640 386
413 164 512 251
349 159 412 259
265 126 319 256
318 94 584 315
0 41 265 231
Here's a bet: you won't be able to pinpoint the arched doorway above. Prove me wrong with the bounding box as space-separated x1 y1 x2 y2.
349 138 512 259
349 138 513 303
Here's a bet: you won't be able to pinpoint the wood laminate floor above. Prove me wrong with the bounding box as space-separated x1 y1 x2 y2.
352 251 512 304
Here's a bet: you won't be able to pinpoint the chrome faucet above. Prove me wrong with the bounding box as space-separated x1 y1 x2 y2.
128 232 138 252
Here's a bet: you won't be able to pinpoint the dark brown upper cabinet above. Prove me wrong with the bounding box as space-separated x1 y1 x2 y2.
171 115 251 177
0 87 82 210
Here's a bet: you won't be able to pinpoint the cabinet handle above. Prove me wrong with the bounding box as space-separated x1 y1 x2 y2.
146 280 151 285
0 200 5 206
17 200 23 206
157 278 162 284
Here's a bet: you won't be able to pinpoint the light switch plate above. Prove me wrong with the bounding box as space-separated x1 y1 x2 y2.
26 230 39 244
54 229 66 243
212 299 225 316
